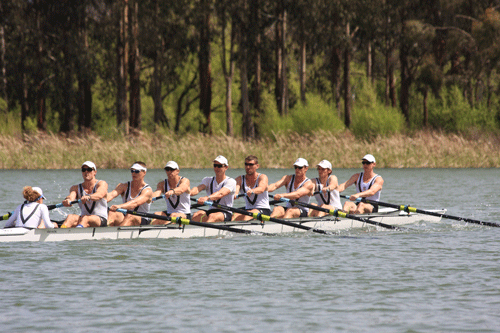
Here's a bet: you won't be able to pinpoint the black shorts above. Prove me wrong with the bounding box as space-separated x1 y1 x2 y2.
254 208 272 216
286 206 308 217
141 218 151 226
206 209 233 222
161 211 192 220
99 217 108 227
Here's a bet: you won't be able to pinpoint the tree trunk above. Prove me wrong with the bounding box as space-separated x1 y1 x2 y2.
251 0 261 137
152 0 168 130
78 12 92 131
343 22 351 128
220 10 234 137
366 41 372 83
331 47 342 117
117 0 129 135
423 88 428 127
299 20 306 104
128 0 141 131
275 2 287 115
0 24 7 113
21 71 29 132
35 7 46 131
198 0 212 134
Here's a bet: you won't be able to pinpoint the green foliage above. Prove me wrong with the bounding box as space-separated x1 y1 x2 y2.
350 75 405 139
428 85 499 134
289 94 345 134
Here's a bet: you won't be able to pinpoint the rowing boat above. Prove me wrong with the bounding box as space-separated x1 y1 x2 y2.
0 208 445 242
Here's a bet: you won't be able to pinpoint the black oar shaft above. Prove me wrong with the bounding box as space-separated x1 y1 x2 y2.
116 208 258 235
340 195 500 228
271 195 400 230
190 198 328 234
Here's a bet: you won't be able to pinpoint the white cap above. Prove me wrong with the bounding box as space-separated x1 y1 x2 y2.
214 155 228 166
293 158 309 167
32 187 46 199
82 161 96 170
130 163 147 171
316 160 332 170
362 154 376 163
164 161 179 170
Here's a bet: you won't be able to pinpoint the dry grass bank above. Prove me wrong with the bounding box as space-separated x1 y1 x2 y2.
0 130 499 169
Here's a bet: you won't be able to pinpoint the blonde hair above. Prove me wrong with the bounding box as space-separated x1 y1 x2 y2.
23 186 41 202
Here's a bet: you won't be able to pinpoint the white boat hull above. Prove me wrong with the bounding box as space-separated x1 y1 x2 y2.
0 208 445 242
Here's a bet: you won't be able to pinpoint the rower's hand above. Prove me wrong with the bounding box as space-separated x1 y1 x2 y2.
322 187 329 194
62 199 73 207
198 197 208 205
349 194 359 201
109 205 119 212
274 194 283 200
81 195 92 204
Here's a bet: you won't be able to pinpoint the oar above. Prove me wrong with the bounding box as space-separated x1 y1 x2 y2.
191 198 330 234
2 200 80 221
340 194 500 228
271 195 401 230
115 208 272 235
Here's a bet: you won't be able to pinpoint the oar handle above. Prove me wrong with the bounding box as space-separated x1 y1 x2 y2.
47 199 81 210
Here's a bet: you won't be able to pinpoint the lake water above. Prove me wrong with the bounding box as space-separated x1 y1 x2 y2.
1 168 499 332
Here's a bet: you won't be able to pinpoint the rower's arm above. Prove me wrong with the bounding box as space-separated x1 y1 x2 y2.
63 185 79 206
336 173 359 193
234 176 242 197
152 180 166 198
267 175 289 193
326 175 339 192
107 183 126 202
190 184 206 197
91 181 108 201
283 179 314 200
117 187 153 210
253 174 269 195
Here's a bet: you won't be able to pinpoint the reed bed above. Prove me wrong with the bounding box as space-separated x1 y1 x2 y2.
0 130 499 169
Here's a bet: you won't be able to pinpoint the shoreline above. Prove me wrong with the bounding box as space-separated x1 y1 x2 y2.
0 130 499 169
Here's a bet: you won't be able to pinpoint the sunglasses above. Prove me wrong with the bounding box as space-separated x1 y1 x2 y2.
294 166 304 170
362 161 373 165
213 164 224 168
164 167 175 172
81 167 94 172
244 163 256 166
131 169 141 174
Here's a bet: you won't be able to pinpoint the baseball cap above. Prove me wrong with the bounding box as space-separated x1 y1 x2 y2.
316 160 332 170
362 154 376 163
82 161 97 170
32 187 46 199
293 158 309 167
214 155 228 166
164 161 179 170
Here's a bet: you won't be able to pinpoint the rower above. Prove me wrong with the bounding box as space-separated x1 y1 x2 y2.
61 161 109 228
107 161 153 226
151 161 191 224
337 154 384 214
190 155 237 222
267 157 314 219
309 160 342 217
232 155 271 221
4 186 58 229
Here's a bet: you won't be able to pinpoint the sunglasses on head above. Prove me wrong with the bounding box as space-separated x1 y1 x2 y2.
131 169 141 174
164 167 175 172
362 161 372 165
81 167 94 172
244 163 256 166
294 166 304 170
213 164 224 168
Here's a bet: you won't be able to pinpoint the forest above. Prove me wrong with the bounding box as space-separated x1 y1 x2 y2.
0 0 499 140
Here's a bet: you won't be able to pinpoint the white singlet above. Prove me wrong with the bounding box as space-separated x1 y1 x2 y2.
356 172 382 201
200 176 237 212
77 181 108 219
164 177 191 215
4 202 53 229
240 174 270 210
285 175 311 212
121 181 152 213
313 177 342 210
